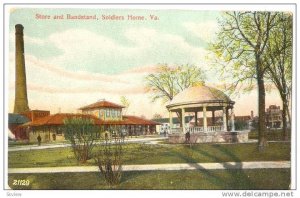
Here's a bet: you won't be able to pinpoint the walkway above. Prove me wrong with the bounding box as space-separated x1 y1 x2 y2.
8 137 167 152
8 161 290 174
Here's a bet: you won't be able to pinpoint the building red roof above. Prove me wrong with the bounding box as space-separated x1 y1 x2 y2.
22 113 103 127
123 115 161 125
92 115 161 125
79 100 125 110
22 113 160 127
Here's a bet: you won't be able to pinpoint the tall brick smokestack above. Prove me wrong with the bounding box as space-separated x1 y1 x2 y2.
14 24 29 113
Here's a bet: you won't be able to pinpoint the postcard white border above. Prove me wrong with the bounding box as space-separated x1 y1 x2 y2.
1 1 298 197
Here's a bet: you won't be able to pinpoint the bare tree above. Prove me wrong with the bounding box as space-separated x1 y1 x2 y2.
94 135 123 187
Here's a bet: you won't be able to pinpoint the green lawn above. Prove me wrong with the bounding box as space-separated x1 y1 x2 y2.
249 129 291 141
8 142 291 168
8 169 290 190
8 141 37 147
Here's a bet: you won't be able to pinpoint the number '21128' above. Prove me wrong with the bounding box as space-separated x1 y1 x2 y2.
13 180 30 186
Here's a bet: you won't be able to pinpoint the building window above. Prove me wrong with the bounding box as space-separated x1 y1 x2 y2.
106 109 110 117
111 110 115 118
57 127 62 136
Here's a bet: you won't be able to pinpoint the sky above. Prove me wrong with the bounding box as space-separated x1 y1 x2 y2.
8 8 283 119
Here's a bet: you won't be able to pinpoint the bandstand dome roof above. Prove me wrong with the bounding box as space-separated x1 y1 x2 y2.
167 85 234 109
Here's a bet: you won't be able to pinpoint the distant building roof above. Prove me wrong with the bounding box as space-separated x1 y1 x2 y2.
21 110 50 121
235 116 251 121
79 100 125 110
8 113 30 124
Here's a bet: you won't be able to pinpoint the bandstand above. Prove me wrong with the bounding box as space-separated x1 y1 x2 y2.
166 85 249 143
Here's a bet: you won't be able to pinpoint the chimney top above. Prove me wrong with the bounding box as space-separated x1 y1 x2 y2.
15 24 24 34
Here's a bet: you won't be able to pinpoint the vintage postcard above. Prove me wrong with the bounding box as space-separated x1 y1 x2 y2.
1 1 297 197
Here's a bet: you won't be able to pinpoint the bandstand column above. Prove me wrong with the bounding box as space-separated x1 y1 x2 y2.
169 111 173 130
203 106 207 132
222 106 227 131
212 110 215 125
231 108 235 132
181 108 186 134
226 107 229 131
194 111 198 126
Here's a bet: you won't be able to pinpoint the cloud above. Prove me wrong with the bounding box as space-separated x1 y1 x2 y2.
44 27 210 73
48 28 133 56
46 28 138 72
183 21 219 42
10 26 211 74
9 51 157 91
9 33 45 47
9 80 145 94
25 54 129 84
24 35 45 45
8 26 220 116
122 65 159 74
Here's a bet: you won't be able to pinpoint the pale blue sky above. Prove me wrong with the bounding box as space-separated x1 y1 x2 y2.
10 9 220 74
8 8 282 117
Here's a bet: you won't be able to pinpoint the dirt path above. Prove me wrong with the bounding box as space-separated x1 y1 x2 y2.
8 161 290 174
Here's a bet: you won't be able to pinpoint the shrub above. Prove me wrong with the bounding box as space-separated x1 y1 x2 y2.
94 136 123 187
63 117 100 163
235 120 249 130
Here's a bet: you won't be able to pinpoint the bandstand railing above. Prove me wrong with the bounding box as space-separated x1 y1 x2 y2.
189 127 204 133
170 127 182 133
207 126 223 132
170 126 224 134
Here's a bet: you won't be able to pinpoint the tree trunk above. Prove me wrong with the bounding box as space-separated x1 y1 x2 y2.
282 97 290 141
257 67 268 151
286 105 291 127
282 100 288 141
283 98 291 129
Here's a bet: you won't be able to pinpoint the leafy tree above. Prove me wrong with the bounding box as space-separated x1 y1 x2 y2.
234 120 249 131
263 13 292 140
120 96 130 115
211 11 278 151
145 64 206 103
145 64 206 125
152 113 163 119
63 117 99 163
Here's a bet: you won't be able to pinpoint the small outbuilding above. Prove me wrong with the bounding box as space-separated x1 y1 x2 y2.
8 113 30 140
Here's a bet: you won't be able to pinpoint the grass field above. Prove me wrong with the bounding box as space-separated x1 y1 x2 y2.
8 142 291 168
248 129 291 141
8 169 290 190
